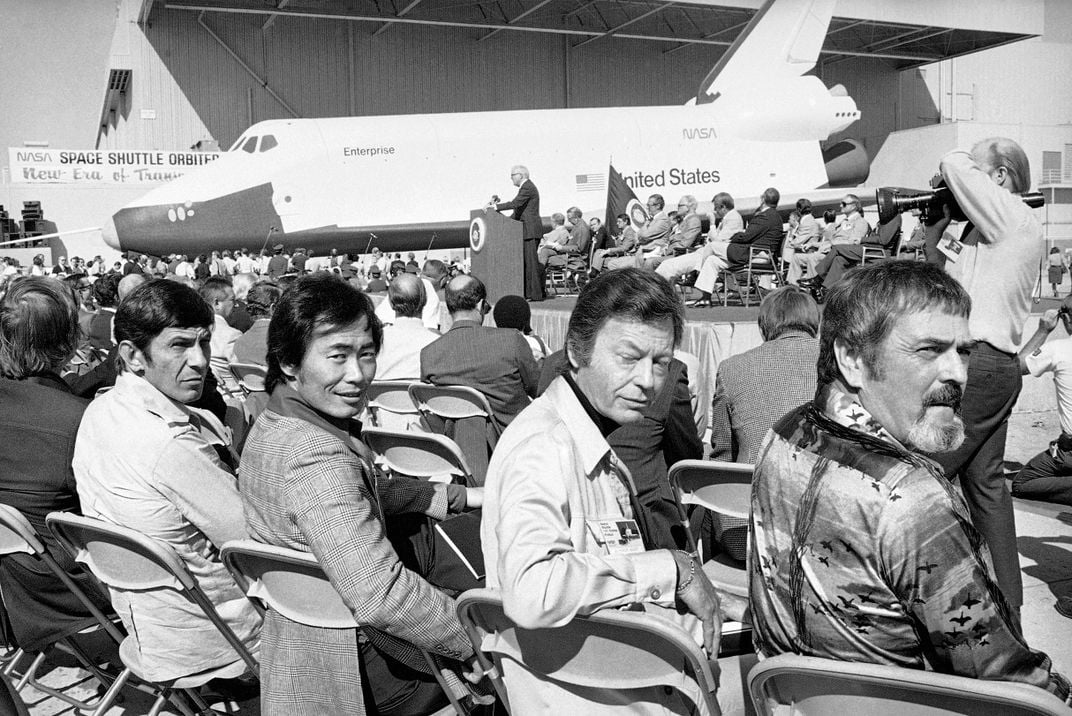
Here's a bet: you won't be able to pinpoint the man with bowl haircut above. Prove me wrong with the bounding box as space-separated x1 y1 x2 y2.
749 261 1070 703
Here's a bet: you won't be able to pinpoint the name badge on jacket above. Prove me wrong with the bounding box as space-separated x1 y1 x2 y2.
586 518 645 555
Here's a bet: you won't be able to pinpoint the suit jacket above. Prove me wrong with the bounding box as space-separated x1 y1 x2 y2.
421 319 539 431
667 211 703 254
590 226 611 253
710 331 819 463
637 211 671 247
727 206 785 267
496 179 542 239
563 220 591 256
240 385 471 714
0 375 112 650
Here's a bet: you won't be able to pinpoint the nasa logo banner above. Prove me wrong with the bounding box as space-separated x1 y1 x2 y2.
8 148 221 184
469 217 487 252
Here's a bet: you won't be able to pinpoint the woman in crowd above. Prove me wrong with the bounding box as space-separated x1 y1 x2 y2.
1048 246 1066 297
239 274 482 715
0 277 114 651
492 294 547 364
232 281 282 366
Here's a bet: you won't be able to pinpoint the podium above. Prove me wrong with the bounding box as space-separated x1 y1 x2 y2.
469 208 523 304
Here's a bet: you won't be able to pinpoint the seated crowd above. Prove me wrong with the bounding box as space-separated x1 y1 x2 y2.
0 141 1069 715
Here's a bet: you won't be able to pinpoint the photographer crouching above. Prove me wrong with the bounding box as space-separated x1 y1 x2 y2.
926 137 1043 619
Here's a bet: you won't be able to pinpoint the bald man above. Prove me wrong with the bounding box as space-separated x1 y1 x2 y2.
491 165 544 301
420 275 539 430
377 273 440 382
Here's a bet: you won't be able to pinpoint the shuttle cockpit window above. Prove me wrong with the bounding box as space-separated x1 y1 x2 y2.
241 136 258 154
259 135 278 152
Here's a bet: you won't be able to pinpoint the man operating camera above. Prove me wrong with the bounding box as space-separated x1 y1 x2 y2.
927 137 1043 616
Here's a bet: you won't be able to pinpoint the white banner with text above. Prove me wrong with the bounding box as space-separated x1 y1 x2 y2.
8 148 222 184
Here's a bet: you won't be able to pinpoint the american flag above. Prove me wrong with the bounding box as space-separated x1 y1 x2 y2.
575 173 606 192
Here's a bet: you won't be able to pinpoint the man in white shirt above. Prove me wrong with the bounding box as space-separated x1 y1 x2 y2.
928 137 1044 614
375 269 442 331
235 249 256 275
690 192 745 306
1016 304 1072 507
198 277 243 393
73 279 260 683
482 267 732 714
377 274 439 382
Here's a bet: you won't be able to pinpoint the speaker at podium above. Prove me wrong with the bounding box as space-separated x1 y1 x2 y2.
469 208 523 305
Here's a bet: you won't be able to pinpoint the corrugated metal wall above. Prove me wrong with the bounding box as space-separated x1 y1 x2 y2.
104 6 738 150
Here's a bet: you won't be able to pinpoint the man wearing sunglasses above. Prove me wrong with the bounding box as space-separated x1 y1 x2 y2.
798 194 872 297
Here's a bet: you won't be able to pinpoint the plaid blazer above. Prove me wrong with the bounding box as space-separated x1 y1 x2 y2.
239 385 472 715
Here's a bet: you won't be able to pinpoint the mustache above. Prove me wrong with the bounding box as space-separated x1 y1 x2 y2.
922 384 963 412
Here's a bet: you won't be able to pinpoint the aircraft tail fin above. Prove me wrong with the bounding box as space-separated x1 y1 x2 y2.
695 0 836 104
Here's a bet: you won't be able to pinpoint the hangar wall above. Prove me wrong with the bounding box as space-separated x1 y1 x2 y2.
103 6 733 151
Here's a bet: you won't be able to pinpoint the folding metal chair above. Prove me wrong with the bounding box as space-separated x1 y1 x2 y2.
0 672 29 716
363 426 477 487
0 504 132 716
669 460 752 599
221 539 470 715
408 383 499 486
725 246 785 307
46 512 259 716
366 380 424 430
748 653 1072 716
456 588 720 716
228 361 267 395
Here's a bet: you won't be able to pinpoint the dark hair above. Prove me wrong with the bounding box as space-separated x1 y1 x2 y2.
823 210 837 224
567 267 683 366
762 187 780 207
198 275 233 305
616 213 630 223
0 277 81 378
92 273 121 308
265 274 382 394
246 282 283 319
712 192 735 210
492 295 531 334
445 275 486 314
114 279 214 371
795 198 813 215
758 286 819 341
817 261 971 386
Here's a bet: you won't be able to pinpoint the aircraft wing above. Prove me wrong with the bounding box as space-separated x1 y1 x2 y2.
695 0 837 104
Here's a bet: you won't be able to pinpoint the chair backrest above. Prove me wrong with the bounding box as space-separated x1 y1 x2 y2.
0 505 126 645
366 380 422 427
408 383 499 486
362 426 475 485
221 540 355 629
0 504 42 557
748 653 1072 716
229 362 267 393
668 460 753 553
46 511 259 672
456 588 719 715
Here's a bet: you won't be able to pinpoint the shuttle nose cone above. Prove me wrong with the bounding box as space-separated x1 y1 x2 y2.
102 215 121 251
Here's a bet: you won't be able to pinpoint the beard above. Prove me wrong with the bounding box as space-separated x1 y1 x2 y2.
906 383 965 453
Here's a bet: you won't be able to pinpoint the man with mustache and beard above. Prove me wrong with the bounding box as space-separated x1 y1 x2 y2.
748 261 1071 703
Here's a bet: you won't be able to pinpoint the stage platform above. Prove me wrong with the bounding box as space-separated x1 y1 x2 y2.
531 294 1067 418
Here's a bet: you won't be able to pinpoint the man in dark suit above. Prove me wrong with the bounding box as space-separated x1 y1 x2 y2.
421 275 539 431
726 186 785 269
492 165 544 301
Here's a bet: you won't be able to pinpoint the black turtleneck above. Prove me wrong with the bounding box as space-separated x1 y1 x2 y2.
562 371 619 439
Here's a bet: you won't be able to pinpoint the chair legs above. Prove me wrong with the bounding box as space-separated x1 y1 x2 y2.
6 637 129 716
